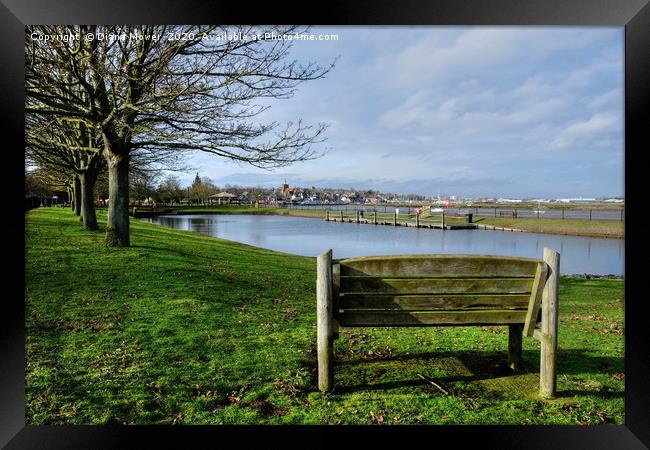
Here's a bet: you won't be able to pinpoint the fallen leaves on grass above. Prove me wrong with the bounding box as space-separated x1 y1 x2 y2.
274 379 301 397
369 410 384 424
281 307 298 321
226 392 242 405
171 412 183 425
363 347 393 360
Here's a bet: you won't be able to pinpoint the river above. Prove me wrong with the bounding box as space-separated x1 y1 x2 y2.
143 214 624 276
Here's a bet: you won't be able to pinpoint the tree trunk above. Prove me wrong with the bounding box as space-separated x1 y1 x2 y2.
73 175 82 216
79 169 98 230
105 153 130 247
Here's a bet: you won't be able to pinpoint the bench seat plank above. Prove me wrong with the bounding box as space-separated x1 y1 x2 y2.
338 309 528 326
338 293 530 310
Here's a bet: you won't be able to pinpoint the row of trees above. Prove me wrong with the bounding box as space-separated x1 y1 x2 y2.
132 173 219 205
26 25 333 246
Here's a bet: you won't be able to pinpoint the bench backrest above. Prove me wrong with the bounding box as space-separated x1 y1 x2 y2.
320 253 549 336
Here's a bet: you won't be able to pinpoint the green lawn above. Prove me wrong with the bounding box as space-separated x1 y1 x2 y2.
472 216 624 239
25 207 625 424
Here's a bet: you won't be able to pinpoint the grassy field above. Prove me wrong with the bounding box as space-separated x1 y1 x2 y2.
25 207 625 425
472 217 624 239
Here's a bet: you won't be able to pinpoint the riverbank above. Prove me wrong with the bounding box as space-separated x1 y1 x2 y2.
134 205 624 239
26 208 624 425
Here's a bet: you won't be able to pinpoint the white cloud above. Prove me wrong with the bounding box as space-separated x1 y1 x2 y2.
374 28 617 91
550 113 620 149
180 27 623 197
586 88 622 111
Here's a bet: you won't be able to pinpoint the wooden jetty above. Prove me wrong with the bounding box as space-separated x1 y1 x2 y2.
324 210 478 230
323 210 528 233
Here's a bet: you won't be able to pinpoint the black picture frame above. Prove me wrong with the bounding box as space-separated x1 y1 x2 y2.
4 0 648 447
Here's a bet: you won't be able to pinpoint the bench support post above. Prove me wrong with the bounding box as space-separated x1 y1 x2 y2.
540 247 559 398
317 249 334 391
508 324 523 371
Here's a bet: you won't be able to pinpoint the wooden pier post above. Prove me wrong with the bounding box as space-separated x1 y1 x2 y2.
393 212 397 226
339 211 343 222
373 211 377 225
326 210 329 221
317 249 334 391
539 247 559 398
442 211 446 229
356 210 360 223
416 213 420 227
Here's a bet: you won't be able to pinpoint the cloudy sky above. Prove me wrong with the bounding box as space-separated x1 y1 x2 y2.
181 26 624 199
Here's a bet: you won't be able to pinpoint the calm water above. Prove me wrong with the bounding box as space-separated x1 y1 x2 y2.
144 214 624 276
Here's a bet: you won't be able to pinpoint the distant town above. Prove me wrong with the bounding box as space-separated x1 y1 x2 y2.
130 176 624 207
25 169 624 209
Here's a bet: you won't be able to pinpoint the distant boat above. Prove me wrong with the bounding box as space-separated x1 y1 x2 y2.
430 207 444 213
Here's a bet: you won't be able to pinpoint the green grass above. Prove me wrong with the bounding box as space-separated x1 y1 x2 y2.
472 217 624 239
25 207 624 425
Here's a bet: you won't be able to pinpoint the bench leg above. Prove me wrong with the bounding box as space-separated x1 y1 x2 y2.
317 250 334 392
508 324 523 371
540 248 560 398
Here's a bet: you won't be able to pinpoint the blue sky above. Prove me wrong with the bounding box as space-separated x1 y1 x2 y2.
180 27 624 199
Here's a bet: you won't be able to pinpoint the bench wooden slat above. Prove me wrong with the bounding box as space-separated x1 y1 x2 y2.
338 255 540 278
338 293 530 310
338 310 528 326
339 277 534 295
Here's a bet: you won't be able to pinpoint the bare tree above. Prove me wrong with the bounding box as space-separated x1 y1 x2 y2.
25 115 105 229
190 175 218 204
25 165 71 203
157 175 184 205
26 25 334 246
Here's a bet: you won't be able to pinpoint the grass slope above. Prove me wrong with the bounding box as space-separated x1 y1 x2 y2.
472 217 624 239
25 208 624 424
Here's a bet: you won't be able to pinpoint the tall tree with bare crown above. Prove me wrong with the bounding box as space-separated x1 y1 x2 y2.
26 25 335 246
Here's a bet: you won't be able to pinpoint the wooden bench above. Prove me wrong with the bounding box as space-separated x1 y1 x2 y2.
316 248 560 397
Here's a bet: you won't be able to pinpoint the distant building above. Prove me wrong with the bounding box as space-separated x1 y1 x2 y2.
281 182 297 201
210 192 237 205
556 198 596 203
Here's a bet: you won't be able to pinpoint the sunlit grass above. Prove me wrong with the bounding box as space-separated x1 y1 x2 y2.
25 207 624 424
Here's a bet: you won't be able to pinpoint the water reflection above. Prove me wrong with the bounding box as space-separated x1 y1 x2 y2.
144 215 624 276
